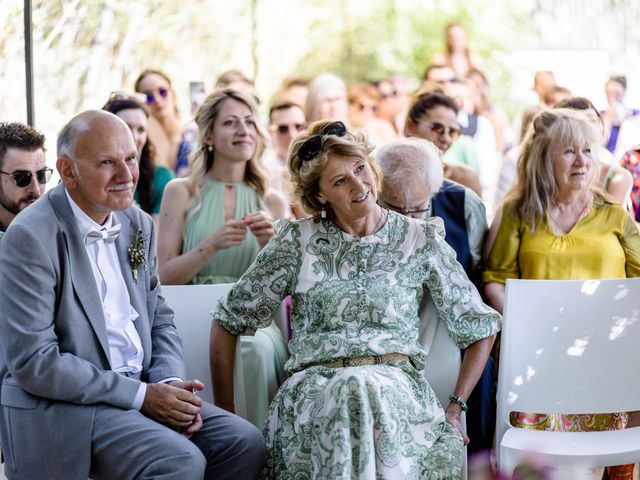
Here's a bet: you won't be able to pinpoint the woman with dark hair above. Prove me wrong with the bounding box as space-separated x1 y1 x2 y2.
102 96 174 219
135 69 194 177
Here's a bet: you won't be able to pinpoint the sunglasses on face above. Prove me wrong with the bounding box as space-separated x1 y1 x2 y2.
271 123 306 135
142 87 169 105
0 167 53 188
423 121 461 140
296 121 347 162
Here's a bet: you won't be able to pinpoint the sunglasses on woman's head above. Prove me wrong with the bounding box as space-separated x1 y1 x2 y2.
143 87 169 105
296 121 347 162
0 167 53 188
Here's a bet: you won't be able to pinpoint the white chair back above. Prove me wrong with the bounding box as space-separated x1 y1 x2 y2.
496 277 640 471
162 283 233 404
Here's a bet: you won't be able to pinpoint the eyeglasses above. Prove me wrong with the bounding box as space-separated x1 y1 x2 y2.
270 123 306 135
380 199 430 218
296 121 347 162
0 167 53 188
142 87 169 105
422 121 461 140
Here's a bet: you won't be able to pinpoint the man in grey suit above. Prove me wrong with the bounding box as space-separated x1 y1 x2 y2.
0 111 266 479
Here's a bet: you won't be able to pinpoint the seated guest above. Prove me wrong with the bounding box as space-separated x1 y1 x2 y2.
103 95 174 220
0 122 50 240
405 92 483 197
135 69 194 177
266 100 306 195
377 137 486 283
158 89 289 428
484 108 640 480
211 120 500 478
377 138 494 456
266 100 308 219
0 110 265 479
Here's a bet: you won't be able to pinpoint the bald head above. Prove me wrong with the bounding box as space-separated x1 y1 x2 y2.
57 110 133 161
56 110 139 224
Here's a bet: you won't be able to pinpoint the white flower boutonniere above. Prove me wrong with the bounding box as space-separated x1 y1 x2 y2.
128 229 148 283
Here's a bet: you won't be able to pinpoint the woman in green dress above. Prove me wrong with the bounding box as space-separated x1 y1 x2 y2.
211 120 501 479
157 89 288 429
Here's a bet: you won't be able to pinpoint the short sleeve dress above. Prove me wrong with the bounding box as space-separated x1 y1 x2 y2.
213 211 501 479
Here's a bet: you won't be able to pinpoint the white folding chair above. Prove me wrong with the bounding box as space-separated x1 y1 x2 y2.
419 293 468 480
162 283 233 404
496 278 640 477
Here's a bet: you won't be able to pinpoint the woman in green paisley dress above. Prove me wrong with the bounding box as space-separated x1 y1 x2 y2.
210 121 501 479
157 89 289 429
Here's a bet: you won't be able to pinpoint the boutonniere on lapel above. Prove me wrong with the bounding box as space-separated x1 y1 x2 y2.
128 229 148 283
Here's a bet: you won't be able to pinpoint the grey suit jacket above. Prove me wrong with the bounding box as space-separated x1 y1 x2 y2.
0 183 185 478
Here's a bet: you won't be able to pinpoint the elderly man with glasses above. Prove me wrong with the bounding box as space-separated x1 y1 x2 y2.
377 137 495 459
0 122 51 241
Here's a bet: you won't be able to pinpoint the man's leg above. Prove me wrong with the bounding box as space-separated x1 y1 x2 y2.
90 405 206 480
191 402 267 480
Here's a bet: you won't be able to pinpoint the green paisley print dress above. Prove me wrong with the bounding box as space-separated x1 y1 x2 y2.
213 211 501 479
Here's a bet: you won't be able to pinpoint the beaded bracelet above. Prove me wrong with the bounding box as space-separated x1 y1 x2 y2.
448 394 468 412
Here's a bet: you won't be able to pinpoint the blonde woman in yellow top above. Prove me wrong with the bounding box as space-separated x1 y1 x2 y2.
484 108 640 480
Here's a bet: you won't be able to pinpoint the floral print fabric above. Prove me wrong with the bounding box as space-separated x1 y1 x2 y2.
213 212 501 479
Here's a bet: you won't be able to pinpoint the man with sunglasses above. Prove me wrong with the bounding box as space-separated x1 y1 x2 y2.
0 111 265 479
0 122 50 241
265 101 306 215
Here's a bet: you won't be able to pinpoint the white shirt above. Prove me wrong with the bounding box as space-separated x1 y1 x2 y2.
65 190 147 409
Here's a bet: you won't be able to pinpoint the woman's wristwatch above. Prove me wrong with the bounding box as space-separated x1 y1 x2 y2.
448 394 468 412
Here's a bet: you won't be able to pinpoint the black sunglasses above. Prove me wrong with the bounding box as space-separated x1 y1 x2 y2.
0 167 53 188
296 121 347 162
271 123 306 135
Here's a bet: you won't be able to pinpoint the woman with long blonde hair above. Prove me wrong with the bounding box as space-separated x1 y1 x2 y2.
158 88 288 428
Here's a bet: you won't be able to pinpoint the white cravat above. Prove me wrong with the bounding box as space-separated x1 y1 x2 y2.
65 191 147 409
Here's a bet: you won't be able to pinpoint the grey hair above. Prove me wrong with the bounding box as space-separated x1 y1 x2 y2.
57 114 94 160
376 138 444 198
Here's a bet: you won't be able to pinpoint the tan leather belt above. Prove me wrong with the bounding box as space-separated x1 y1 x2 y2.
314 352 412 369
